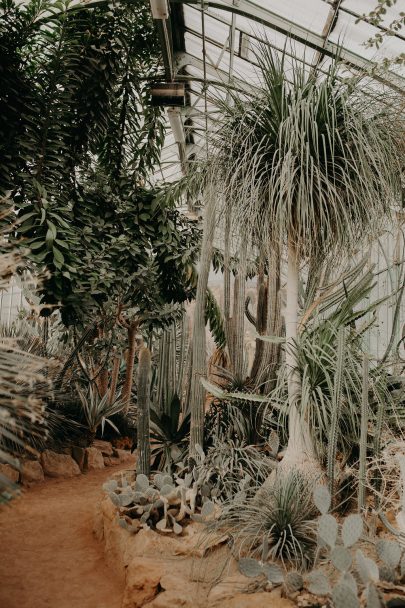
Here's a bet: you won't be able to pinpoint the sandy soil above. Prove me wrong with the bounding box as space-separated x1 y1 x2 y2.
0 467 126 608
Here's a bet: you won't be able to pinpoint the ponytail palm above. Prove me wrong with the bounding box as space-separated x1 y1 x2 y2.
208 47 403 474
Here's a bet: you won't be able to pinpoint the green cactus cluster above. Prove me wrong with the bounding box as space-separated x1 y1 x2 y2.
103 462 216 535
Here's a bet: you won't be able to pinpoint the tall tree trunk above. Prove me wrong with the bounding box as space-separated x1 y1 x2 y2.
280 240 318 474
136 346 151 476
122 321 138 412
189 186 216 457
223 207 232 354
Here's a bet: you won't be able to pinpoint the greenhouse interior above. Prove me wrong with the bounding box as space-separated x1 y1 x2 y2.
1 0 405 606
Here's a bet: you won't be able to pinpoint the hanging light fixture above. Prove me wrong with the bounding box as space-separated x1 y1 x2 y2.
167 108 185 144
150 82 185 106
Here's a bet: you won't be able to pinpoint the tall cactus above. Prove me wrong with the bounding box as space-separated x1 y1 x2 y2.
358 353 369 510
137 346 151 476
327 326 346 498
232 237 247 383
122 320 138 411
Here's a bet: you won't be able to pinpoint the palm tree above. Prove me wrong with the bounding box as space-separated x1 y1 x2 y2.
204 46 404 475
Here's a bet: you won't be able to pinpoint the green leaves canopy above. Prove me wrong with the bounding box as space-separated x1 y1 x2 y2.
0 0 200 325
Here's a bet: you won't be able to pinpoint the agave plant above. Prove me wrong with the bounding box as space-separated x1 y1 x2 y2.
77 384 124 437
149 393 190 472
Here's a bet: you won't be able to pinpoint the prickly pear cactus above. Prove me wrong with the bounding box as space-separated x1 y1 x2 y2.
239 558 263 578
306 570 331 596
356 549 379 585
378 564 396 583
331 546 352 572
313 485 331 515
103 464 217 535
376 539 402 569
318 514 338 549
284 571 304 593
263 563 284 584
342 514 363 548
332 582 360 608
365 583 382 608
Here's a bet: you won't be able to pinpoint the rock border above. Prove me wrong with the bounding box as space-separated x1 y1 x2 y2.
1 442 134 487
94 493 296 608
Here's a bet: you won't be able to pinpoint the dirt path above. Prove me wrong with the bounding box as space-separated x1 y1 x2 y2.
0 466 128 608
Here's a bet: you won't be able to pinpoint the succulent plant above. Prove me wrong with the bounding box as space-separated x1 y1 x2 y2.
376 539 402 569
332 582 360 608
284 571 304 593
306 570 331 596
103 465 217 535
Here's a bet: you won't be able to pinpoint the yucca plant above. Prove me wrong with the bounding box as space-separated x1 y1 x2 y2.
150 393 190 472
77 384 124 437
203 44 403 475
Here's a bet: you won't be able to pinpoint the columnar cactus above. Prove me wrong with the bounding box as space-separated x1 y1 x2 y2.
137 346 151 476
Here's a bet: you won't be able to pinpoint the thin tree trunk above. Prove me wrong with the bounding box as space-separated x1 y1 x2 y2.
109 351 121 404
136 346 151 476
189 185 216 457
280 241 318 474
122 321 138 412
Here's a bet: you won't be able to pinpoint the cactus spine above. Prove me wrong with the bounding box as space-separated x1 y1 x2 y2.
327 326 346 497
358 353 369 510
137 346 151 476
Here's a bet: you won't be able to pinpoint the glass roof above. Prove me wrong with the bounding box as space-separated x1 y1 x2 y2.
155 0 405 184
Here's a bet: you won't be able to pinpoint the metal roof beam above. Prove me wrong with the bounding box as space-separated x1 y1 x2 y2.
176 51 259 94
172 0 405 92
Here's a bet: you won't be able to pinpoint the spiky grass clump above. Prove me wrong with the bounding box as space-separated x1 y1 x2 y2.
215 472 317 568
194 439 276 503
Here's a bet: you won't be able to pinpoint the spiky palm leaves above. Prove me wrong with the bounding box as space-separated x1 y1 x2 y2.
0 212 50 500
205 45 403 474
